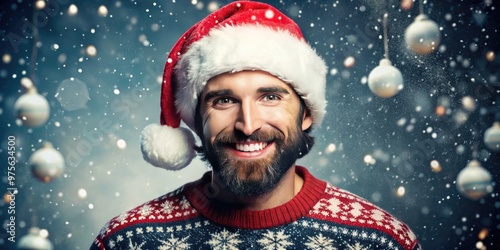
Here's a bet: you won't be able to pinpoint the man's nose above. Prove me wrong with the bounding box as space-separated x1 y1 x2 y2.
234 101 264 136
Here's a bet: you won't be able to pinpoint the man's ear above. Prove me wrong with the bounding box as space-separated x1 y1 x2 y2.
301 108 313 131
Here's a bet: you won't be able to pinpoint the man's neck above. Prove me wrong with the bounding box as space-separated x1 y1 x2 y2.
213 166 304 211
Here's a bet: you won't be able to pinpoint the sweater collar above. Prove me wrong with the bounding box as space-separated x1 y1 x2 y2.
184 166 326 229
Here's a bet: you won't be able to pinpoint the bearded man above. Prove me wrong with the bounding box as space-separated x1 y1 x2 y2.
91 1 420 249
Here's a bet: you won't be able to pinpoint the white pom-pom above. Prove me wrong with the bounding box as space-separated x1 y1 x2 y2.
140 124 196 170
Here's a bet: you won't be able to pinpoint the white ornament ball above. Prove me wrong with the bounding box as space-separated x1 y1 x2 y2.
404 14 441 54
29 143 65 183
484 122 500 152
456 160 493 200
14 88 50 127
367 59 404 98
17 228 53 250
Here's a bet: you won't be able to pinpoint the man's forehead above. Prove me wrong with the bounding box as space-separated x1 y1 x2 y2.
202 70 293 95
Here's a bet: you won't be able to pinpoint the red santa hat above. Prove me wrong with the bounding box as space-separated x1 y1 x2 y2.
141 1 327 170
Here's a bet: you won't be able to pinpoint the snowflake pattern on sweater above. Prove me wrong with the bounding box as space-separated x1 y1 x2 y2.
91 167 420 250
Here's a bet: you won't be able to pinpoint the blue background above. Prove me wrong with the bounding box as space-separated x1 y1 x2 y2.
1 0 499 249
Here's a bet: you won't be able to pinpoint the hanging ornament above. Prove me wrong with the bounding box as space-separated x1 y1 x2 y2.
368 13 404 98
456 160 493 200
29 142 65 183
17 227 53 250
368 59 404 98
404 14 440 54
14 77 50 127
484 122 500 152
404 0 441 54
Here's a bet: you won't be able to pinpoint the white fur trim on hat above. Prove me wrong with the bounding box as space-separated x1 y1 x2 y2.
174 25 327 131
140 124 196 170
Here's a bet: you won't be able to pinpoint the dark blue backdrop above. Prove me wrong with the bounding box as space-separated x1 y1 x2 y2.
1 0 498 249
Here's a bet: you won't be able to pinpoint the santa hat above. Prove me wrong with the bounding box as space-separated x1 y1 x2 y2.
141 1 327 170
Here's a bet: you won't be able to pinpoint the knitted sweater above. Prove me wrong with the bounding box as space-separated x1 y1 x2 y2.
91 166 420 249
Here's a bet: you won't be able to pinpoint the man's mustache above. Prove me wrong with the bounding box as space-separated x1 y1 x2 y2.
213 129 285 146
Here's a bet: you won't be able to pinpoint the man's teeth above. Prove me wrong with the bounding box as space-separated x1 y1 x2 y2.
235 142 268 152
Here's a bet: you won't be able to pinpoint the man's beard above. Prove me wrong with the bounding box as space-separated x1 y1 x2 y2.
202 125 308 198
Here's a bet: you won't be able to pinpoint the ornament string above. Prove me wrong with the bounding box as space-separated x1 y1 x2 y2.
29 5 41 87
383 13 389 60
419 0 424 15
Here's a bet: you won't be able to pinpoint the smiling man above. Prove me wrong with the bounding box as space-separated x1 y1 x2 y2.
91 1 420 249
197 70 312 210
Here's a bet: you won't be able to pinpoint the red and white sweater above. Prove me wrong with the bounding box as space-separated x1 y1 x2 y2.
91 166 420 249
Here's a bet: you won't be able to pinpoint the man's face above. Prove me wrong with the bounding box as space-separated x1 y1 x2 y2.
199 70 313 197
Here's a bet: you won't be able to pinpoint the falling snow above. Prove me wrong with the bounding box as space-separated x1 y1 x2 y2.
0 1 498 249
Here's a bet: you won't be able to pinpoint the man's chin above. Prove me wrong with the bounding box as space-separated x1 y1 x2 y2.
217 160 277 194
228 158 275 177
226 179 275 198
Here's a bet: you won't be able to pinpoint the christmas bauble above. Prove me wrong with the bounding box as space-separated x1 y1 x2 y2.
17 228 53 250
484 122 500 152
29 143 65 183
367 59 404 98
456 160 492 200
404 14 441 54
14 88 50 127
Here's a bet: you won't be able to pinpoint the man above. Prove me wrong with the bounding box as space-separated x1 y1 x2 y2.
91 1 420 249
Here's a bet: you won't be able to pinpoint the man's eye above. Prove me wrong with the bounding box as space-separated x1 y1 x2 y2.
214 98 234 105
263 94 280 101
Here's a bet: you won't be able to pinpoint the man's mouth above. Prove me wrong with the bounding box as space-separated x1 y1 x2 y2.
235 142 269 152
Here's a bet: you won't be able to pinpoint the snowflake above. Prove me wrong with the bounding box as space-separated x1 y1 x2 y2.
128 238 146 250
304 233 336 250
116 235 124 242
161 200 176 214
346 242 370 250
257 230 294 250
360 232 368 239
370 209 385 221
206 228 243 250
115 213 129 225
107 240 115 248
158 234 191 250
389 217 403 231
139 205 153 217
351 230 358 237
379 236 387 244
179 198 191 210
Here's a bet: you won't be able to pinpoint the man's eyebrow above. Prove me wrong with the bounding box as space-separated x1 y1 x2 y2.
257 86 290 94
203 86 290 101
203 89 233 102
